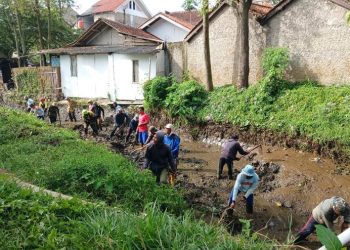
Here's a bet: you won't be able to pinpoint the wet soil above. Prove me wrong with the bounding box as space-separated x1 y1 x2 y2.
6 102 350 249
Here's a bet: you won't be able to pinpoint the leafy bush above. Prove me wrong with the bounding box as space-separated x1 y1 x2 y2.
0 178 274 249
0 107 185 214
262 47 290 80
143 76 175 110
165 80 208 120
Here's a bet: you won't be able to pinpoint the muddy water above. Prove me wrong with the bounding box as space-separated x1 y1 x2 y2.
178 136 350 249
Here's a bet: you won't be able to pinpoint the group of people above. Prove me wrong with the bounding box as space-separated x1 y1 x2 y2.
24 96 350 244
217 134 350 244
25 96 60 124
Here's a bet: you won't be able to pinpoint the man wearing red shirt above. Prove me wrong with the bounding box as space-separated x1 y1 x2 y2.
137 107 150 146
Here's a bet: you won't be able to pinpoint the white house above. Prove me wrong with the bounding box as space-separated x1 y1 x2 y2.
43 18 163 101
140 11 201 42
77 0 152 30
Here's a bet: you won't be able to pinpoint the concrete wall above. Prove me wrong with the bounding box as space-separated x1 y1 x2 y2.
265 0 350 84
145 19 189 42
186 4 265 86
60 53 157 100
167 42 186 81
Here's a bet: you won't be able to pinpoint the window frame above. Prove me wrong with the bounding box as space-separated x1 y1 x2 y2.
132 59 139 83
70 55 77 77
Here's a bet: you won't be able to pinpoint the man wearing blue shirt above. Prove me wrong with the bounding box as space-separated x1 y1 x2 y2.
164 124 180 170
228 165 260 214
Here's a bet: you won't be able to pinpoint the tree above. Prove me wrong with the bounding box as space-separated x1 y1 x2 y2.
182 0 199 10
0 0 79 64
201 0 213 91
236 0 253 89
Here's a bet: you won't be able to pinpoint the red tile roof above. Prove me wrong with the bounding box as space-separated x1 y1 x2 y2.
92 0 124 14
165 11 202 29
250 2 273 17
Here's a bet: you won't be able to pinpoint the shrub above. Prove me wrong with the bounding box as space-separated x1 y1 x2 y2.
143 76 175 110
165 80 208 120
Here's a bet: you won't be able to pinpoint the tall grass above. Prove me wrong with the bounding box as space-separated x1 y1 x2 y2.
0 107 185 214
0 176 273 249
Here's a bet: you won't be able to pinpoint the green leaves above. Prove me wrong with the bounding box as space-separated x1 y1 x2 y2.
316 225 343 250
143 76 175 110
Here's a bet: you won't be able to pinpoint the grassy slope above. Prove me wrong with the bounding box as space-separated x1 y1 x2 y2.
0 107 184 214
0 177 272 249
199 83 350 153
0 107 273 249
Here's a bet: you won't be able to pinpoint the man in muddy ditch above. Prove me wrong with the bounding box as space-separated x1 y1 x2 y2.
228 164 260 214
217 135 250 180
143 131 176 184
294 196 350 244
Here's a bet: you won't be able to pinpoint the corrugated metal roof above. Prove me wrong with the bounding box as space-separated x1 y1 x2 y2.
40 45 162 55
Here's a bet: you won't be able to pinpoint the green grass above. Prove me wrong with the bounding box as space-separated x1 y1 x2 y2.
0 174 273 249
199 82 350 154
0 107 185 214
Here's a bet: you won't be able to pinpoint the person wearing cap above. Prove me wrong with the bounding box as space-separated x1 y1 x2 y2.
125 114 139 143
66 97 77 122
144 126 158 145
164 124 181 169
294 197 350 243
110 108 128 138
218 135 250 180
137 107 150 146
47 102 60 124
143 131 176 184
228 164 260 214
82 109 98 136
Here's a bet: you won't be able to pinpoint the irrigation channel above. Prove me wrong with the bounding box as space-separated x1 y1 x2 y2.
23 103 350 249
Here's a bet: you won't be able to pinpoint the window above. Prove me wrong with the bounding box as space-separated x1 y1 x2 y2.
70 55 77 77
132 60 139 83
129 1 136 10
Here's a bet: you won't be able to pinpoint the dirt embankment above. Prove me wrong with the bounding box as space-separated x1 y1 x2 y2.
186 122 350 169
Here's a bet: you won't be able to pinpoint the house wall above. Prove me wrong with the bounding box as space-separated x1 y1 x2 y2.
145 19 189 42
186 4 265 86
94 12 147 27
60 53 157 100
87 27 156 46
265 0 350 85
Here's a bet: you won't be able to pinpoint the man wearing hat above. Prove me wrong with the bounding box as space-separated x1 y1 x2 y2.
294 196 350 243
143 131 176 184
228 164 260 214
164 124 181 169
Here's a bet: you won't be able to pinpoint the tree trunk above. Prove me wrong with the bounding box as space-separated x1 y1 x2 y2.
13 0 26 65
58 0 63 17
2 1 21 66
46 0 51 49
238 0 252 89
34 0 45 65
203 0 213 92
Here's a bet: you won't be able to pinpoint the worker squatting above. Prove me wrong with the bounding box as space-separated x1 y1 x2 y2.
24 96 350 245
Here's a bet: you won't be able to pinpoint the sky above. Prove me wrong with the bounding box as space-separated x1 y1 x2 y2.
74 0 186 15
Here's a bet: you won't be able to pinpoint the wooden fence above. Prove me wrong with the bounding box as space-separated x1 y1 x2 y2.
12 66 62 100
